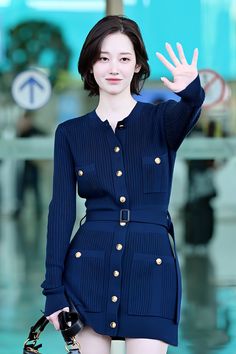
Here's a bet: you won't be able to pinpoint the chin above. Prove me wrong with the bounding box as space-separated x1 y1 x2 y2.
104 88 125 95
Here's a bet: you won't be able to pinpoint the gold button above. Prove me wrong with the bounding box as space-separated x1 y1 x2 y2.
116 170 122 176
120 221 126 226
75 251 82 258
78 170 83 176
156 258 162 265
111 296 118 302
113 270 119 277
116 243 123 251
154 157 161 164
114 146 120 152
119 196 126 203
110 321 117 328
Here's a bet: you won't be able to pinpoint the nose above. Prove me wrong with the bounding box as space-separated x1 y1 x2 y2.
109 59 119 75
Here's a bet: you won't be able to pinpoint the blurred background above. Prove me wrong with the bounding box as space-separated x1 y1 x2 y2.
0 0 236 353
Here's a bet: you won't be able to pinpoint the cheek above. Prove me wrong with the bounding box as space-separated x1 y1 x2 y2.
123 63 138 76
123 68 137 81
92 72 105 86
92 64 105 79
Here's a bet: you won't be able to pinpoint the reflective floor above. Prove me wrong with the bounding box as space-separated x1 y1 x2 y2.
0 203 236 354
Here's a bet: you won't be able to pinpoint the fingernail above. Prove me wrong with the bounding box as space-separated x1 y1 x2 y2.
165 42 170 46
176 42 180 46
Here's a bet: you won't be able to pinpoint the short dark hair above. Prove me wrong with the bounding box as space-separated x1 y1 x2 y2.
78 15 150 96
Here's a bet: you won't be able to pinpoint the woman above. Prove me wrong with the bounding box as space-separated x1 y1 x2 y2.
41 15 205 354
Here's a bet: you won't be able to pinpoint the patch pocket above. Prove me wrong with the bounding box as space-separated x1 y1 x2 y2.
142 153 168 193
64 248 106 312
128 253 177 320
75 162 104 198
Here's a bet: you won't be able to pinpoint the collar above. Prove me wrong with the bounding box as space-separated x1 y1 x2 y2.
89 100 143 129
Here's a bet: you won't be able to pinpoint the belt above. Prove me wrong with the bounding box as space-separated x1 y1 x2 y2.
84 209 170 228
82 208 176 257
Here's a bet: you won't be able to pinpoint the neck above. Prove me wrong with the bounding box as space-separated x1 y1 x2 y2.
96 90 137 121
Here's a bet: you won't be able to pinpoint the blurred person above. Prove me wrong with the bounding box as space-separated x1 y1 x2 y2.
14 111 45 217
182 253 230 351
40 15 205 354
0 104 22 216
184 121 217 252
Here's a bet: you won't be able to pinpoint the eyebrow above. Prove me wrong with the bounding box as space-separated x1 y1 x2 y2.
100 51 133 55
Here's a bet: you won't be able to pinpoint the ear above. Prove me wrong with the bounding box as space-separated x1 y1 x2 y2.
134 64 141 73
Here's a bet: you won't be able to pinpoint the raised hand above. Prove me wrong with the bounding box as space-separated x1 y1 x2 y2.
156 42 198 93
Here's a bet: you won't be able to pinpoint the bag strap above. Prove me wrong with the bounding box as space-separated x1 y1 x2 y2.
28 315 49 338
58 310 84 342
23 315 49 353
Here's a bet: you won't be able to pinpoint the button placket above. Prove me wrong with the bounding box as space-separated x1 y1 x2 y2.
106 225 126 329
106 130 129 206
104 130 130 334
106 252 122 333
107 130 129 208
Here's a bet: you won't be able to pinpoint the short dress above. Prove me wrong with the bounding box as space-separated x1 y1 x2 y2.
41 75 205 346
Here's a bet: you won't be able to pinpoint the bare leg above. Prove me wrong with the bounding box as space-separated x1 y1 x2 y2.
126 338 168 354
73 325 112 354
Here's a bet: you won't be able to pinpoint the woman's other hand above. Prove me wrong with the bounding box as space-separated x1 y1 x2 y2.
156 42 198 92
46 306 69 330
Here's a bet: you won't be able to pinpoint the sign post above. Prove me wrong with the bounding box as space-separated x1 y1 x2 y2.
11 69 52 110
199 69 229 109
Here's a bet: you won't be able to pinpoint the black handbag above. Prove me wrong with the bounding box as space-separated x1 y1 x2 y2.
23 298 84 354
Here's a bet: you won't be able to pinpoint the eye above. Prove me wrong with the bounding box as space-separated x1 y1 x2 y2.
120 57 130 62
99 56 109 62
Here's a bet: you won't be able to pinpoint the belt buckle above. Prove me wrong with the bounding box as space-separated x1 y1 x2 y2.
120 209 130 223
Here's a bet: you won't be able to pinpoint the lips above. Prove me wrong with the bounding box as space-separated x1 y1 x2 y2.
106 78 122 83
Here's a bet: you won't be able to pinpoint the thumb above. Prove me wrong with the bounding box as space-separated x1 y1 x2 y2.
46 307 70 331
160 77 175 91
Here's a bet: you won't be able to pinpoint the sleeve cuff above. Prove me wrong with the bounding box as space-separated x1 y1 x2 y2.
174 75 205 106
41 286 70 317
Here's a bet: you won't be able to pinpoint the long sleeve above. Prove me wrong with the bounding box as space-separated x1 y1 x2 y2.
40 124 76 316
161 74 205 150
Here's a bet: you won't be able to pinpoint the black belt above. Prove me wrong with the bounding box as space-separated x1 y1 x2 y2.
83 209 170 227
82 208 176 256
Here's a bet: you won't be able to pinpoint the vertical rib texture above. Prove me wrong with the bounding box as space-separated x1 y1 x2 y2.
40 75 205 317
41 125 77 315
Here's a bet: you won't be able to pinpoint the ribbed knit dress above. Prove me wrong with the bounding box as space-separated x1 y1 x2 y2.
41 75 205 346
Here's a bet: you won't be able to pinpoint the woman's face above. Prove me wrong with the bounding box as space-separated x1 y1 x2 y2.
92 32 141 96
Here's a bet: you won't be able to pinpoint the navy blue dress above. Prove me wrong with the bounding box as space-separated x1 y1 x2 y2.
41 75 205 346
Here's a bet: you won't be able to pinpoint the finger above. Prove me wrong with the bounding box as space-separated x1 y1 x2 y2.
63 307 70 312
46 316 60 330
176 42 188 64
191 48 198 67
160 77 176 91
46 317 53 325
46 314 61 331
165 42 181 66
156 52 175 73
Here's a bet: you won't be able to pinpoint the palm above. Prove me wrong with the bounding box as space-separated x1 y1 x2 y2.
156 42 198 92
